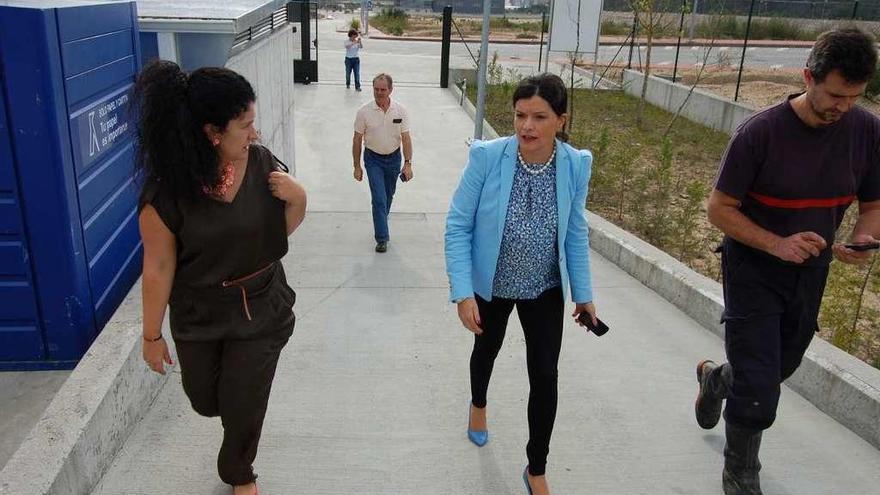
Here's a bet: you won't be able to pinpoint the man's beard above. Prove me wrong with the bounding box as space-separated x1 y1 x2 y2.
807 94 842 124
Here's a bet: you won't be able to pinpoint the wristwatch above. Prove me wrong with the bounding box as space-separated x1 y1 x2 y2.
452 297 471 304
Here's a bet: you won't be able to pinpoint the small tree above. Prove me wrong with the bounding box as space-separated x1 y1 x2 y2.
566 0 584 132
629 0 679 127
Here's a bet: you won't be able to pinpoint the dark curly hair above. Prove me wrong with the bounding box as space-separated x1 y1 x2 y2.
807 28 878 84
133 60 256 203
512 73 569 142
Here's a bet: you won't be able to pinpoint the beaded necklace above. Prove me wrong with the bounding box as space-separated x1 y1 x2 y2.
517 144 556 175
202 162 236 198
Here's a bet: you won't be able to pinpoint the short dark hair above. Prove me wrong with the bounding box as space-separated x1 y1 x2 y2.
807 27 878 84
348 29 358 37
512 73 569 141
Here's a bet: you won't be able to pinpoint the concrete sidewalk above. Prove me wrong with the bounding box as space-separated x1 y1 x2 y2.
89 47 880 495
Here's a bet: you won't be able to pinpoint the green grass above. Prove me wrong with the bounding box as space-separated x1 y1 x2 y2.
695 15 823 41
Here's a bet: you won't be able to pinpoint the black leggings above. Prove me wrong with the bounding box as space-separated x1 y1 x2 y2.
471 286 564 476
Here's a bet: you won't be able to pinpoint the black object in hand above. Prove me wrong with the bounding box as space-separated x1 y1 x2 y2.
844 241 880 251
399 172 409 182
578 313 609 336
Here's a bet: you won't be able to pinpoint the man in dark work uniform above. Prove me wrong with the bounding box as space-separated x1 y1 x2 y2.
695 28 879 495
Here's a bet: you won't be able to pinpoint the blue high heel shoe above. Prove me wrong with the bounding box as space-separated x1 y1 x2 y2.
523 466 532 495
467 402 488 447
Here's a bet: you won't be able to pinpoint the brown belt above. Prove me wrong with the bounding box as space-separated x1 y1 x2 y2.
221 263 274 321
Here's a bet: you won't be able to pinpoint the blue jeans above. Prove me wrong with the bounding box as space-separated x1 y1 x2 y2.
364 148 401 242
344 57 360 89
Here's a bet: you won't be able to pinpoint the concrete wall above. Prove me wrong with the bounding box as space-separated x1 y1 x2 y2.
623 69 755 135
227 26 297 173
0 284 170 495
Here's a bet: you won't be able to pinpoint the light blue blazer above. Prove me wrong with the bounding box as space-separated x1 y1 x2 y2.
445 136 594 303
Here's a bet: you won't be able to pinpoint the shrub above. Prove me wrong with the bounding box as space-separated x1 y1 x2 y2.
372 8 408 36
489 17 515 29
350 18 360 31
601 19 631 36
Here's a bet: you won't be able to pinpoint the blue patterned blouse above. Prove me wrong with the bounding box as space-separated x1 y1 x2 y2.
492 157 561 299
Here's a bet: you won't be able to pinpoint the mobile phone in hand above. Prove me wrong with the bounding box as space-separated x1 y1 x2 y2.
577 313 609 336
399 172 409 182
844 241 880 251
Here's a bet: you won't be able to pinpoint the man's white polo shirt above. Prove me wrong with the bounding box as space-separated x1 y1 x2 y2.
354 99 410 155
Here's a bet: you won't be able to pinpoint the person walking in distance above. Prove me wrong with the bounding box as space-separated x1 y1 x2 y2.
344 28 362 91
695 28 879 495
352 73 413 253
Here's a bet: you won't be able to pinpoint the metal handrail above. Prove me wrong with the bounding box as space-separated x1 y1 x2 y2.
230 5 290 53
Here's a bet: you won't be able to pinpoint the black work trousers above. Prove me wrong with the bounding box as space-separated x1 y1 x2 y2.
717 240 828 431
471 286 565 476
175 330 290 486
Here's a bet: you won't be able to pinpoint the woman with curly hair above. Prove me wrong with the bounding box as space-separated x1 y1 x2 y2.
135 60 306 495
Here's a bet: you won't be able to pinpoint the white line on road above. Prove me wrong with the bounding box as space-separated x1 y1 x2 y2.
776 47 789 51
770 64 784 70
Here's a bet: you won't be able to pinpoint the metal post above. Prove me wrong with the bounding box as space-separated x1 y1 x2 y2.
538 11 546 72
627 16 637 70
301 2 310 61
852 0 859 19
474 0 492 140
441 6 452 88
734 0 756 102
688 0 698 41
673 0 686 82
544 0 555 72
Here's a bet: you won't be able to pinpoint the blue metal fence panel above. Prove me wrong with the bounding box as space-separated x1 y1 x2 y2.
0 1 142 370
0 81 45 362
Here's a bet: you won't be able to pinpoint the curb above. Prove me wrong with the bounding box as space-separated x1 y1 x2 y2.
0 283 171 495
447 70 500 140
447 82 880 450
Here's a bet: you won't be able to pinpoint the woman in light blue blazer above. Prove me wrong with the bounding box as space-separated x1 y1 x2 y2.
445 74 599 495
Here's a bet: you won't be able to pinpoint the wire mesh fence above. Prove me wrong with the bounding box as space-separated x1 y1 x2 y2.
602 0 879 20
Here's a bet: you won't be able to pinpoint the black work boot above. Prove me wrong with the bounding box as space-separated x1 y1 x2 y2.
695 360 730 429
722 422 764 495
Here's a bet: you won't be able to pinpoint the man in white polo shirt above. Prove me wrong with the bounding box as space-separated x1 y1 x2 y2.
352 73 413 253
